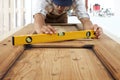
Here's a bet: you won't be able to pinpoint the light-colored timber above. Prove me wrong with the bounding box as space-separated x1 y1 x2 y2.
0 24 34 79
0 23 120 80
3 48 112 80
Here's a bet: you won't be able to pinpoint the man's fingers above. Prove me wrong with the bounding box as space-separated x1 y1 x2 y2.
40 28 49 34
47 25 57 34
93 24 103 39
93 24 98 31
40 25 56 34
44 27 53 34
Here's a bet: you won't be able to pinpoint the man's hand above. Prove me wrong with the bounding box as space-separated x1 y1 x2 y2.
34 13 56 34
93 24 103 39
80 18 103 39
39 25 56 34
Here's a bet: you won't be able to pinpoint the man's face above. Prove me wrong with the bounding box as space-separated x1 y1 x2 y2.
53 3 70 14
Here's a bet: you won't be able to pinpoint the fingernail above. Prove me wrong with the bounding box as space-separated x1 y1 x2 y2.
50 32 53 34
45 32 48 34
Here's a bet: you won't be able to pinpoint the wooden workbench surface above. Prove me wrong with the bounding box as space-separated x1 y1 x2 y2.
0 23 120 80
4 48 112 80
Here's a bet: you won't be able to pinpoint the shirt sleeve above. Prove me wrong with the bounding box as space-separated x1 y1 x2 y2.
74 0 90 19
32 0 48 16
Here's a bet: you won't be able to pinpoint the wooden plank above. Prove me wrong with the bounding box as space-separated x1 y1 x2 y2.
29 23 120 80
24 24 120 79
3 48 113 80
31 40 94 48
93 34 120 79
50 23 83 30
1 23 120 80
0 24 34 79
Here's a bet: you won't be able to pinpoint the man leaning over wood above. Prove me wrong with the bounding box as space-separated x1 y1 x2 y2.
33 0 102 38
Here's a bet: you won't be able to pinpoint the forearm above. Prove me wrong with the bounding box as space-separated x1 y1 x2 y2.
80 18 93 30
80 18 103 38
34 13 46 33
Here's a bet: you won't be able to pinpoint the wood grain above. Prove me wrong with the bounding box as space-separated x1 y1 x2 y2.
0 24 34 79
1 23 120 80
3 48 113 80
31 24 120 79
93 34 120 79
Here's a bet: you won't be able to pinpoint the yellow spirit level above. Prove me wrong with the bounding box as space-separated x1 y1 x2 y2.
12 30 95 46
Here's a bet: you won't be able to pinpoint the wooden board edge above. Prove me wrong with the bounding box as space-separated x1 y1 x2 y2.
93 45 120 80
0 24 35 79
0 46 24 79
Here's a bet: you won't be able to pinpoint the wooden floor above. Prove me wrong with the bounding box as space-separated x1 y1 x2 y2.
0 23 120 80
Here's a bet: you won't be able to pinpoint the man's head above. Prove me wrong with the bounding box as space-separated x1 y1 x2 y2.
52 0 73 14
53 0 73 6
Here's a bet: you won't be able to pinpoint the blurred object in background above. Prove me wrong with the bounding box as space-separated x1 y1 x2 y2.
93 4 100 11
93 3 100 16
98 8 114 17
